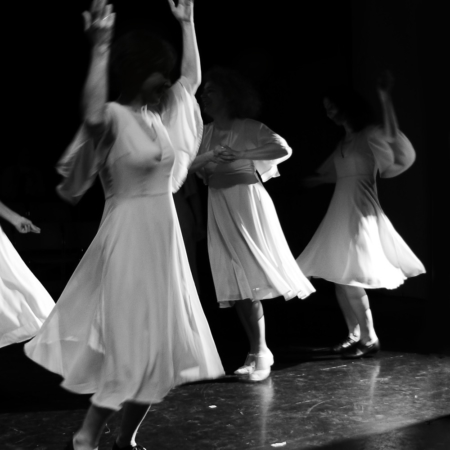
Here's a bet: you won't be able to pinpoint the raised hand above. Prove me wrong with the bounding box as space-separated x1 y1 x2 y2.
13 216 41 234
377 70 395 98
167 0 194 23
82 0 115 48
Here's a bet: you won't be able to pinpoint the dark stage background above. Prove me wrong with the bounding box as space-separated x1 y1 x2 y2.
2 0 448 352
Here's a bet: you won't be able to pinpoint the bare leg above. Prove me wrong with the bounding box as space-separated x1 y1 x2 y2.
115 402 151 448
73 404 115 450
235 299 270 355
335 284 360 340
341 285 378 344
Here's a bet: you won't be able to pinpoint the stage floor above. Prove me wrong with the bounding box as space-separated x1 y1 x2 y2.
1 348 449 450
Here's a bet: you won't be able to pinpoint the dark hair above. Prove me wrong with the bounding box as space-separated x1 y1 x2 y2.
323 85 375 132
204 67 262 119
110 30 177 101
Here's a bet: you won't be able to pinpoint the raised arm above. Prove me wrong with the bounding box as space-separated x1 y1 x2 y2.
168 0 201 93
81 0 115 126
377 70 398 143
377 71 416 177
0 201 40 233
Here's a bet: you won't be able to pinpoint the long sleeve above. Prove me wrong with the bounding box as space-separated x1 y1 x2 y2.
161 76 203 193
56 105 117 204
246 120 292 182
367 126 416 178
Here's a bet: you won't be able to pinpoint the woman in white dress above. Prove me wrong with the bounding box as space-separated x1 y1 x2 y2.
24 1 224 450
297 73 425 358
190 67 315 382
0 201 54 347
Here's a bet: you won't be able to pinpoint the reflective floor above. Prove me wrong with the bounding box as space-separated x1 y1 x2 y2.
0 348 449 450
1 291 449 449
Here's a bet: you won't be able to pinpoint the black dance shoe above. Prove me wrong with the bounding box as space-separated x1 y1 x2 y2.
330 336 359 354
112 441 147 450
342 340 380 359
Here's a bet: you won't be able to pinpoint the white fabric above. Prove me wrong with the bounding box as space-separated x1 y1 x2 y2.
208 183 315 307
25 78 224 410
0 227 54 348
198 119 292 186
297 127 425 289
198 119 315 307
56 77 202 203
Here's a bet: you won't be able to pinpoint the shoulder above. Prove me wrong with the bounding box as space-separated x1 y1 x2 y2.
242 118 264 129
167 76 194 100
363 125 384 142
104 102 130 121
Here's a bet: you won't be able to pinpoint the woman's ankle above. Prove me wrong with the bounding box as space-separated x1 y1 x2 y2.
73 432 96 450
349 332 360 341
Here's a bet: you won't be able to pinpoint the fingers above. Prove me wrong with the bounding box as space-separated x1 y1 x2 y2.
82 11 92 31
105 4 115 27
91 0 105 16
30 224 41 233
167 0 176 11
85 2 115 32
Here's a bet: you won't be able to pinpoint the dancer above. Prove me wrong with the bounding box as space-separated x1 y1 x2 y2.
25 1 224 449
190 67 315 382
0 201 54 348
297 72 425 358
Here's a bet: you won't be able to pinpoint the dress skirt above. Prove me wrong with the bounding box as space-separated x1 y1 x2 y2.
24 193 224 410
0 227 54 348
297 175 425 289
208 182 315 307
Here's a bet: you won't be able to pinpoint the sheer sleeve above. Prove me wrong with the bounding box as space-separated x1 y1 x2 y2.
367 126 416 178
161 76 203 193
245 120 292 182
56 104 118 205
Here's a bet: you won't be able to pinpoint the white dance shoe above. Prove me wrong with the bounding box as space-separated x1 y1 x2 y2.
234 353 257 375
246 353 274 382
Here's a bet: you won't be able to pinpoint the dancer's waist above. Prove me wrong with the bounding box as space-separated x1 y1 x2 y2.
208 173 259 189
105 191 170 201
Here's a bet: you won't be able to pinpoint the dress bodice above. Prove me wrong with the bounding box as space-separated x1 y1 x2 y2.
198 119 292 189
100 107 175 200
316 126 416 184
55 77 203 205
333 131 378 180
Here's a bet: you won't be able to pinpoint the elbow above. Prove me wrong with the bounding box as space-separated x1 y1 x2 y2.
278 145 292 159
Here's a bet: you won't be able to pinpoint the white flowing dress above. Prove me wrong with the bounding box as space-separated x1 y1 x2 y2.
296 126 425 289
24 78 225 410
199 119 315 308
0 227 54 348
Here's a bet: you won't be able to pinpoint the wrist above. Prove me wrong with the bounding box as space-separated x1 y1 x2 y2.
92 43 110 55
378 90 391 103
180 19 194 26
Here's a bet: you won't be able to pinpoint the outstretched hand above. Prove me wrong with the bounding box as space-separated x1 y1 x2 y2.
168 0 194 23
377 70 395 98
13 216 40 234
82 0 115 48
